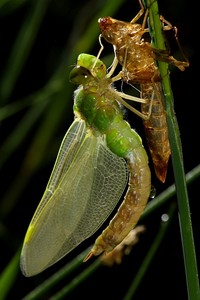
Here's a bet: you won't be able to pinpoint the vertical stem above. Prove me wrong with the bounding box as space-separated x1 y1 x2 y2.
145 0 200 299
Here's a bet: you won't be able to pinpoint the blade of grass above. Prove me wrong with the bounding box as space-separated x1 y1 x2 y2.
49 259 101 300
143 164 200 218
0 0 50 104
0 249 20 300
145 1 200 299
123 203 177 300
0 0 30 14
72 0 125 55
0 93 49 168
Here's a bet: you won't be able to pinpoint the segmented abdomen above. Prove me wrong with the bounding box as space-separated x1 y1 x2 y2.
141 82 171 183
85 144 151 259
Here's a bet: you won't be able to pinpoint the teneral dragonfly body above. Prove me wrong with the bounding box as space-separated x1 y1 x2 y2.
20 53 151 276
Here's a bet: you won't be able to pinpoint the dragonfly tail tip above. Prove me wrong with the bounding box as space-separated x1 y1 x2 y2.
83 250 94 262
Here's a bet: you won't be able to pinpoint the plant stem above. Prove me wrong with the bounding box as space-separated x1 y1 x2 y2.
145 1 200 299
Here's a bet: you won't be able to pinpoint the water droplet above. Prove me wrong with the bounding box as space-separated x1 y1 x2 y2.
149 185 156 198
161 214 169 222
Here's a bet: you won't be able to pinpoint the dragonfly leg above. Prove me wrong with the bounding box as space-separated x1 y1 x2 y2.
130 0 145 24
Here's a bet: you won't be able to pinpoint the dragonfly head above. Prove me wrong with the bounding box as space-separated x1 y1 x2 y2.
70 53 107 85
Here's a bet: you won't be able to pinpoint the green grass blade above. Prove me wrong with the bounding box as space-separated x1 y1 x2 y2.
145 1 200 298
123 203 177 300
0 0 30 14
0 0 50 103
0 249 20 300
143 164 200 218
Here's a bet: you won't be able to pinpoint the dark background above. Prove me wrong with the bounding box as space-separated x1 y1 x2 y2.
0 0 199 299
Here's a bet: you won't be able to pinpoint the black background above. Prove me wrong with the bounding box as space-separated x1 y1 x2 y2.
0 0 199 299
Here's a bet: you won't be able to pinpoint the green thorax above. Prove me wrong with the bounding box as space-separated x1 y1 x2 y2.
69 53 142 158
70 54 123 133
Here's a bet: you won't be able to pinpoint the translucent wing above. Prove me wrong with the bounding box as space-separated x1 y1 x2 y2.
20 119 128 276
30 118 87 224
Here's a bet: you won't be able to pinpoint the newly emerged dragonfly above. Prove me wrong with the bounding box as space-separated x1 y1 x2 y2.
98 1 189 182
20 53 151 277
